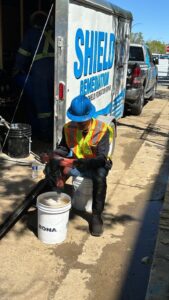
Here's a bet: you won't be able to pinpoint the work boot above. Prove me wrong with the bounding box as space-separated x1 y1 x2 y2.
89 214 103 236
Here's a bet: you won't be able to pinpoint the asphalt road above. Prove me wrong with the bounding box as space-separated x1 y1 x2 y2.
0 85 169 300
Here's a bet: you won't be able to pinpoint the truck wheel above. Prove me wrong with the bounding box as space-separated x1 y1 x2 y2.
149 83 157 100
131 90 144 116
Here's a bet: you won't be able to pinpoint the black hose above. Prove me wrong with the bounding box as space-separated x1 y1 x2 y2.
0 178 48 239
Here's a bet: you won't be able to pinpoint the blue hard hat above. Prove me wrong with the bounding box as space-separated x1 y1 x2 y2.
67 95 96 122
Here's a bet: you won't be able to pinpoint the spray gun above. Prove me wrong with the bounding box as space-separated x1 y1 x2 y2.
41 153 75 190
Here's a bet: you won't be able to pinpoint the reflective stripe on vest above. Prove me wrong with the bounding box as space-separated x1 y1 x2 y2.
18 30 54 61
18 48 31 57
64 119 113 159
34 52 54 61
35 29 54 61
38 112 52 119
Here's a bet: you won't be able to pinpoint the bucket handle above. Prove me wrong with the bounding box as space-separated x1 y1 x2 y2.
22 133 32 141
12 132 31 142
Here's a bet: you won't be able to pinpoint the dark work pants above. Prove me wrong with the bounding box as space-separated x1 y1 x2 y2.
69 167 109 215
92 167 108 214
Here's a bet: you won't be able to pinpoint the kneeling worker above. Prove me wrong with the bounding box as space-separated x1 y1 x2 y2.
43 95 113 236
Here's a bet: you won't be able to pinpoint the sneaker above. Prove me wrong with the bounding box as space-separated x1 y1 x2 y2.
89 214 103 236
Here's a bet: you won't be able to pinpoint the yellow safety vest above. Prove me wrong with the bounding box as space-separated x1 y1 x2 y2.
64 118 113 159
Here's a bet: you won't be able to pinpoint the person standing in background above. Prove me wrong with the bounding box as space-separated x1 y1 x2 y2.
13 10 54 142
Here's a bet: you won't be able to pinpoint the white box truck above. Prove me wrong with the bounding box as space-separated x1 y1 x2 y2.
152 54 169 86
157 57 169 86
0 1 133 238
0 0 132 155
54 0 133 148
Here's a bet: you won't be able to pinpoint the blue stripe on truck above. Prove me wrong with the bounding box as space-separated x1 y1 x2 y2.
93 89 125 119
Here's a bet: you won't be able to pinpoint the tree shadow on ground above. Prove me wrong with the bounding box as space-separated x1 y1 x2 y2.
155 86 169 100
23 191 138 237
117 125 169 300
123 99 149 118
123 87 169 118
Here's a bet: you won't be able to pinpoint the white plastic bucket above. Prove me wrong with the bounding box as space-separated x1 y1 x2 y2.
72 177 93 213
37 191 71 244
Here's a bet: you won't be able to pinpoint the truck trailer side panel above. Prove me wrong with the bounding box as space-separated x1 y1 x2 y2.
54 0 132 145
67 2 116 115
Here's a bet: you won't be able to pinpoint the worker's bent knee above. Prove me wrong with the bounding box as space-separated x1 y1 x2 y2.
93 168 108 182
97 167 108 178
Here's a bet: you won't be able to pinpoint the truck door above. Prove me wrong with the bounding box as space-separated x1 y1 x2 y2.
54 0 118 145
112 18 131 118
54 0 132 147
145 46 157 91
66 3 116 118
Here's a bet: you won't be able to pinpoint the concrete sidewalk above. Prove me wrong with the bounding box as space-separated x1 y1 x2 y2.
146 179 169 300
0 86 169 300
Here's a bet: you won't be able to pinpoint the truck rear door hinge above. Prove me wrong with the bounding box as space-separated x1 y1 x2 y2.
57 36 64 49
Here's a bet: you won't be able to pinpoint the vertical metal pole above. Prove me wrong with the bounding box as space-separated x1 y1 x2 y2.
53 0 56 150
0 0 3 69
20 0 24 40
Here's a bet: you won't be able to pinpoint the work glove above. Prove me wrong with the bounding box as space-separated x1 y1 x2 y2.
59 158 76 168
40 152 64 164
41 152 75 167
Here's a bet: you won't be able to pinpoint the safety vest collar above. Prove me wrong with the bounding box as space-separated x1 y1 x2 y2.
64 119 111 159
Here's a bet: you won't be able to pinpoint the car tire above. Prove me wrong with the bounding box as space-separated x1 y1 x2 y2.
131 89 144 116
149 82 157 100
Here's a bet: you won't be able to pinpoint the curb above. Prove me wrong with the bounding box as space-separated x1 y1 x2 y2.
145 179 169 300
